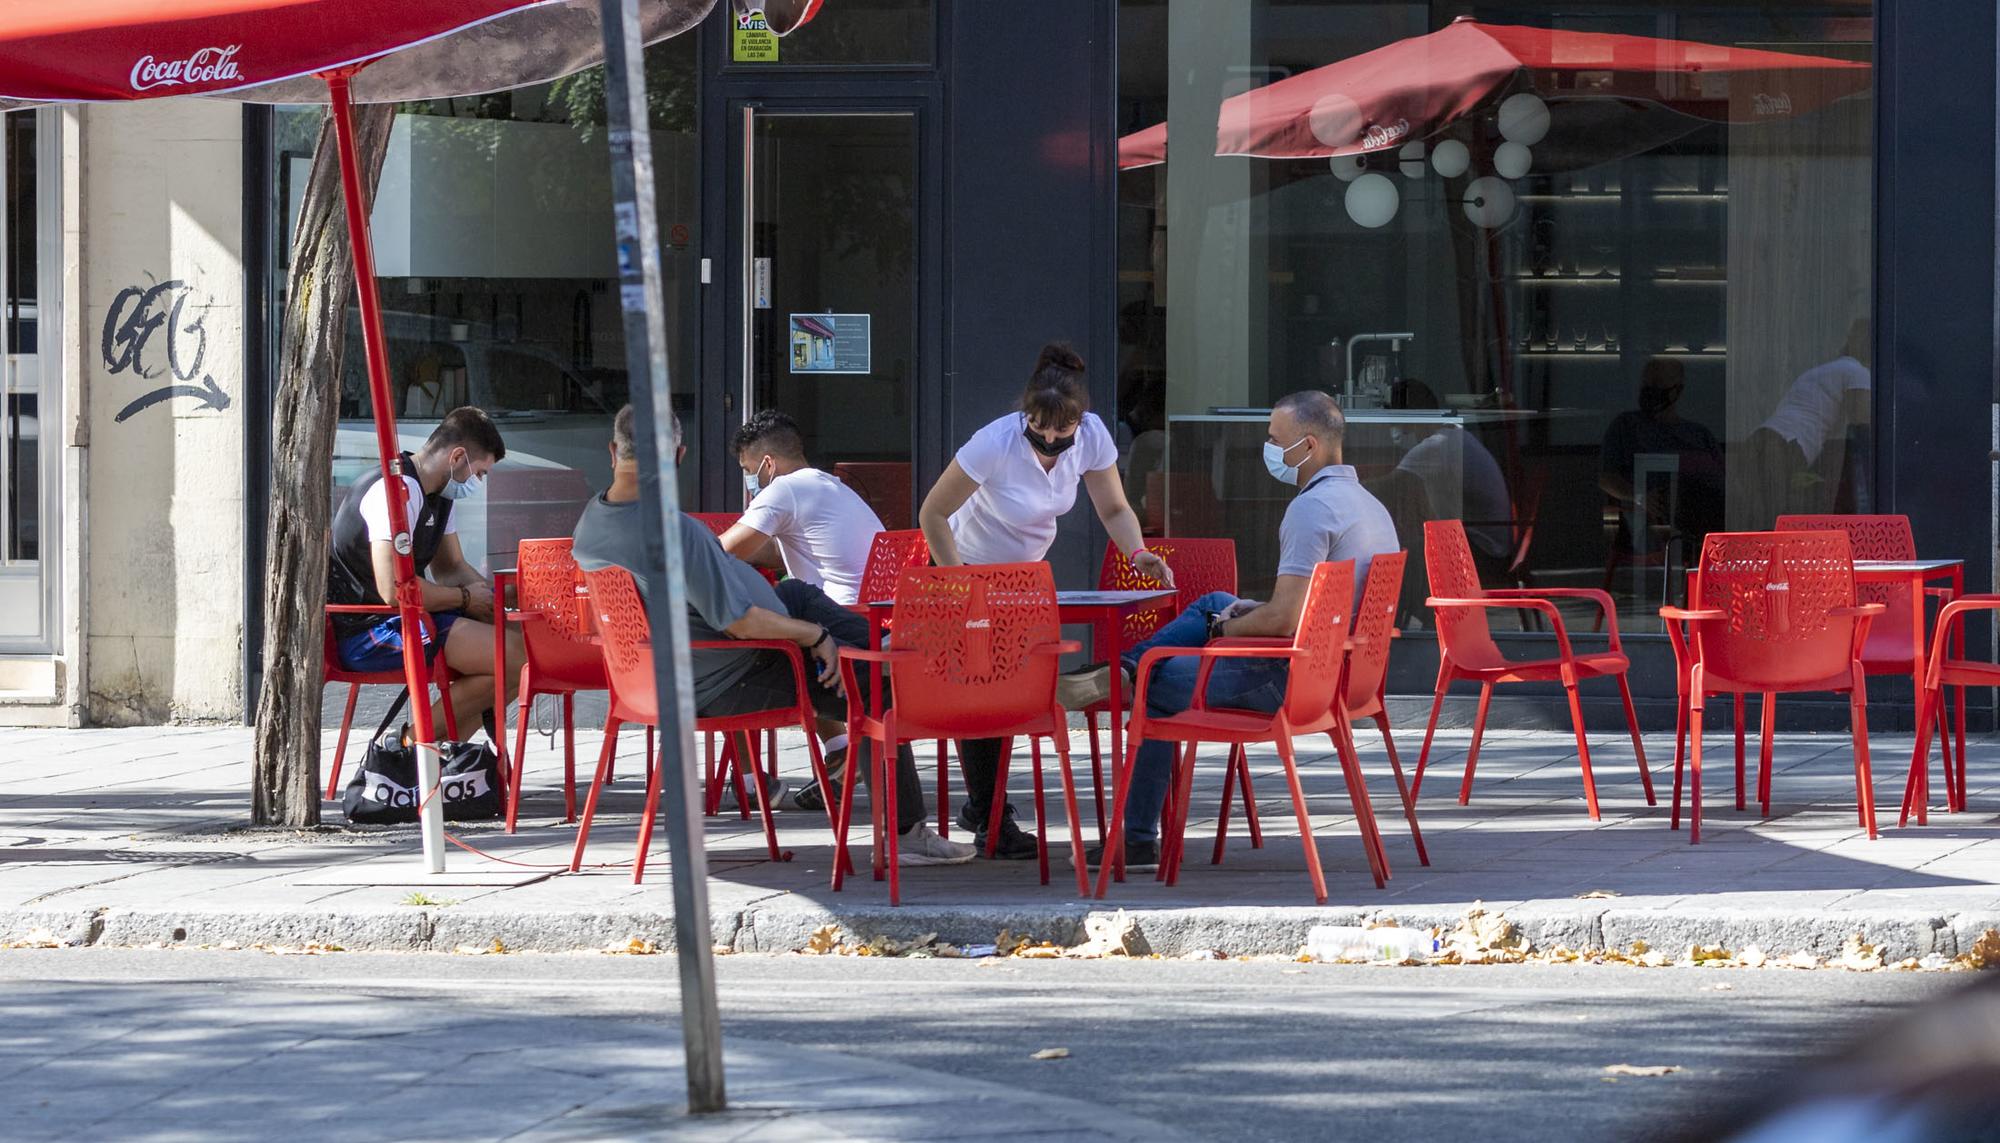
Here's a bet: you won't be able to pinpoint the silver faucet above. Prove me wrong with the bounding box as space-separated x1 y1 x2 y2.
1343 332 1415 405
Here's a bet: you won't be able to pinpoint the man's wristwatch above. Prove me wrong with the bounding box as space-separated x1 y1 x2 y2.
459 585 471 612
810 626 831 651
1205 610 1229 643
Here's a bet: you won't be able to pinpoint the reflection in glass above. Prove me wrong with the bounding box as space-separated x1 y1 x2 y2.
274 35 701 574
1115 2 1873 629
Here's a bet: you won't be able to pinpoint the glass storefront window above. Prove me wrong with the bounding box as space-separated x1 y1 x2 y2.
1116 2 1874 634
271 35 701 574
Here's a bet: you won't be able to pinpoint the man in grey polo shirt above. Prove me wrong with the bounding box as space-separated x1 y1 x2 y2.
1058 390 1398 872
572 405 972 865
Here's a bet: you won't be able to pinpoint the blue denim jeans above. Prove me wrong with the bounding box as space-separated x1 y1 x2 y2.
1117 591 1288 843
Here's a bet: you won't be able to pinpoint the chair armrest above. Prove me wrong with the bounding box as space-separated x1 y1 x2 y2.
325 603 399 615
1208 636 1290 648
1030 640 1085 657
1827 604 1887 619
837 646 919 666
1130 643 1301 717
1427 596 1579 661
1488 587 1623 646
1659 606 1725 622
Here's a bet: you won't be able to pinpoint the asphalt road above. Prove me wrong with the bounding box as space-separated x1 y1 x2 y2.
0 949 1968 1142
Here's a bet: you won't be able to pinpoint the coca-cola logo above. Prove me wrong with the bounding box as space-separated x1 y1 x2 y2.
130 45 243 92
1752 92 1794 116
1360 118 1412 152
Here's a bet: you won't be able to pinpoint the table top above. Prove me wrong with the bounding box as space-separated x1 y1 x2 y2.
867 589 1177 610
1853 559 1964 574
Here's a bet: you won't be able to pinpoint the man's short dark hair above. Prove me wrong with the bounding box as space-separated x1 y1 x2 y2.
426 406 505 461
732 409 806 460
1273 390 1345 445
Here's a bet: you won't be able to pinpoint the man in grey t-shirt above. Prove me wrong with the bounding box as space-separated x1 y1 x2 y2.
571 405 974 865
1058 391 1398 873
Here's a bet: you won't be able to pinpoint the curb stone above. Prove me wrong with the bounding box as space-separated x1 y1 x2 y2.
7 901 1998 962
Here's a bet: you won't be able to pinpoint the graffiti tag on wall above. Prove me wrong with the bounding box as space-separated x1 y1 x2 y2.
105 277 230 422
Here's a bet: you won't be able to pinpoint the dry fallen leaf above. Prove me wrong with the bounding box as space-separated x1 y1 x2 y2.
1964 929 2000 970
1778 951 1822 970
805 924 841 955
1836 933 1884 972
1686 944 1732 965
1575 889 1622 900
604 937 657 956
1738 945 1769 969
1030 1047 1070 1061
1603 1064 1680 1077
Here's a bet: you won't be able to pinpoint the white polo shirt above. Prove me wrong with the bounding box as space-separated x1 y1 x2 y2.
739 466 884 606
949 411 1118 565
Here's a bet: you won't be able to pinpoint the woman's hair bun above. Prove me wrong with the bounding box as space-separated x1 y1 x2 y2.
1036 342 1085 375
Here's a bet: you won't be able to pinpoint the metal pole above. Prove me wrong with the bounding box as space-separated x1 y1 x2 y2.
325 71 446 873
595 0 726 1113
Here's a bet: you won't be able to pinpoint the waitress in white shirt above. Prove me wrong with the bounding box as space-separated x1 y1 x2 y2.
918 341 1172 859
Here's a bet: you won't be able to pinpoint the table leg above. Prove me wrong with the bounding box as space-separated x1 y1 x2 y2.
1103 615 1127 883
493 579 511 778
1952 566 1967 810
1911 570 1936 815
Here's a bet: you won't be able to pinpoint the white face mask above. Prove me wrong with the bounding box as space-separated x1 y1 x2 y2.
442 452 483 500
1262 436 1310 486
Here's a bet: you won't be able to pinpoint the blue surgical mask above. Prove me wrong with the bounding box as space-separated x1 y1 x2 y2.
442 453 483 500
742 456 771 498
1262 436 1310 486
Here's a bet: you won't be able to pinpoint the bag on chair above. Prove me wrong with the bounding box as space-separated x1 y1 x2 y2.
341 690 503 825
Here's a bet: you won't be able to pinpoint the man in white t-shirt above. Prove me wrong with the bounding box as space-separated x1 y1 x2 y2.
327 407 522 741
719 410 887 606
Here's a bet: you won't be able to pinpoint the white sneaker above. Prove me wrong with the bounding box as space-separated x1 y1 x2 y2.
894 823 978 866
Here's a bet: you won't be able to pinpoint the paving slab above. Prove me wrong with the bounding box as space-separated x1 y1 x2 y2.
1 722 1997 959
0 980 1183 1142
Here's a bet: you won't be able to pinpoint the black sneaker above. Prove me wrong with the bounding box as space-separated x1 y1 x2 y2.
1079 838 1159 874
957 802 1039 861
790 746 846 814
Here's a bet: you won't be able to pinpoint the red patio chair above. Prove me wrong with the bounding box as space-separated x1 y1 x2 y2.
322 604 455 801
499 538 605 831
1102 561 1390 904
1084 537 1237 842
834 562 1084 904
1777 514 1961 804
1661 530 1883 843
1905 594 2000 825
1210 552 1429 869
568 566 834 882
688 509 782 801
1414 519 1653 819
843 528 954 833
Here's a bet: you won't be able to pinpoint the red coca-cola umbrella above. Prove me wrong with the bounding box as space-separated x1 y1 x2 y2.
0 0 719 867
1120 16 1870 169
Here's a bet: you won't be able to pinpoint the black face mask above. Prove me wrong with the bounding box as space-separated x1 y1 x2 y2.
1639 385 1682 416
1024 427 1077 457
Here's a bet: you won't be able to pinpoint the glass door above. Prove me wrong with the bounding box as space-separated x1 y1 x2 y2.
0 108 58 653
736 107 918 528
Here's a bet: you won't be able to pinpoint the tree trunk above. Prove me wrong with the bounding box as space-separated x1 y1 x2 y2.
252 104 397 826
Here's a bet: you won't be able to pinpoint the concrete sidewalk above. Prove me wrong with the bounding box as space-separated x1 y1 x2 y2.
1 974 1187 1141
2 719 1997 960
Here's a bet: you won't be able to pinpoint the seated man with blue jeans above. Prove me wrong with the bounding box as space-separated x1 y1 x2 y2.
1058 391 1398 871
572 404 976 866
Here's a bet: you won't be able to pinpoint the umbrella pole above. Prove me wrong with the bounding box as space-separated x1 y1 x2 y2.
596 0 725 1113
325 70 447 874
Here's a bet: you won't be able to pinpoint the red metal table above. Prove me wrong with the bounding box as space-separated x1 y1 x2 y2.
867 588 1176 854
1853 558 1967 815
